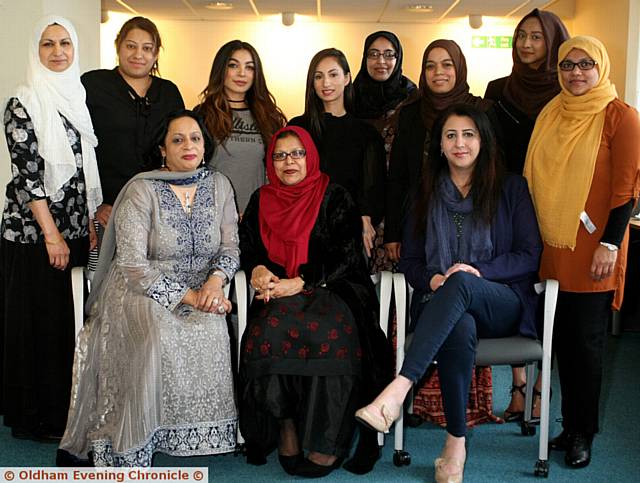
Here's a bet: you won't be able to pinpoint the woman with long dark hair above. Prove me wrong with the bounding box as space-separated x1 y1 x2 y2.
289 48 385 258
357 104 542 482
196 40 286 216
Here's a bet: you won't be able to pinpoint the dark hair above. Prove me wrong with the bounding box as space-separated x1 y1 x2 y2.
414 104 504 234
198 40 286 145
115 16 162 75
303 48 354 140
146 110 214 170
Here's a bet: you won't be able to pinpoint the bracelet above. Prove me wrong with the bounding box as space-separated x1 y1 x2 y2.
45 239 63 246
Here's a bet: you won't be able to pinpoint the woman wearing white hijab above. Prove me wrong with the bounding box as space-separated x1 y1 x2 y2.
1 15 101 441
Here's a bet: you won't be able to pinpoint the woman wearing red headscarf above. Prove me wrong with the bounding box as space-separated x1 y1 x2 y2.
238 126 392 478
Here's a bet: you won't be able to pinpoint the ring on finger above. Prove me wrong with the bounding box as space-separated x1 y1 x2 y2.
213 298 219 305
217 305 226 314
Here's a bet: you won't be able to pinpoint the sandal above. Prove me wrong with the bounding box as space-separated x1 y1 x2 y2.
528 387 552 425
503 383 526 422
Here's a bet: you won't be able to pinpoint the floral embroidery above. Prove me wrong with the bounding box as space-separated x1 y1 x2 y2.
90 420 237 467
147 274 188 311
2 97 88 243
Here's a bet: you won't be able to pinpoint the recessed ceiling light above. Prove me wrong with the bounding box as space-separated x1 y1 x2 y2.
406 4 434 13
205 2 233 10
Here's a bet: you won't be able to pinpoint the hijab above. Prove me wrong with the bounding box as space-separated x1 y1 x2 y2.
353 31 416 119
15 16 102 216
523 36 617 249
419 39 492 131
503 9 570 119
258 126 329 278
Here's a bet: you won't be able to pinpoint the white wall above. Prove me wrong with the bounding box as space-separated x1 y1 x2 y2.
0 0 101 204
101 13 525 118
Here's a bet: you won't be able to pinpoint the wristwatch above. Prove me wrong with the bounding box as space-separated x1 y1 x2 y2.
599 242 619 252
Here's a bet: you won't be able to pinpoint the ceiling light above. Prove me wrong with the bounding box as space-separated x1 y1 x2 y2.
205 2 233 10
281 11 295 26
468 14 483 29
406 4 434 13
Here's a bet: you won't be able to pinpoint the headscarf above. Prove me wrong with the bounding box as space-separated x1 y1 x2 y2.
258 126 329 278
419 39 492 131
15 16 102 216
353 31 416 119
523 36 617 249
503 9 570 119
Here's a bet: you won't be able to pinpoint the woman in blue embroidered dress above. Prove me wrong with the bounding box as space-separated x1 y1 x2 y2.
57 110 240 466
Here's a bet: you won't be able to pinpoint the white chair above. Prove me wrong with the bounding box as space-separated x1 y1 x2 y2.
392 272 559 477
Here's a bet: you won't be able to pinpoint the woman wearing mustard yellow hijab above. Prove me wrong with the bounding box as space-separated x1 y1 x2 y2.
524 36 640 469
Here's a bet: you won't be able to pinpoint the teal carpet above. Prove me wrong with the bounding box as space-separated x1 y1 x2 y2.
2 333 639 482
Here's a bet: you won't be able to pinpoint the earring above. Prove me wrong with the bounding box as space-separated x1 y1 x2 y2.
161 156 166 168
440 149 444 157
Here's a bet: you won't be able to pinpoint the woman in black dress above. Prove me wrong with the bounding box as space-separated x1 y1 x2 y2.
239 126 391 477
289 48 386 261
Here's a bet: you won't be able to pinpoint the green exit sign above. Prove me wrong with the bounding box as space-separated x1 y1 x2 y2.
472 36 512 49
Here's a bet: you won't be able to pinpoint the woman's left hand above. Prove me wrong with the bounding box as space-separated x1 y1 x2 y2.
445 263 482 278
267 277 304 300
89 218 98 250
196 277 231 314
590 245 618 281
361 216 376 258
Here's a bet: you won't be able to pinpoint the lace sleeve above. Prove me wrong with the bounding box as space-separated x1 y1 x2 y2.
209 173 240 281
115 180 188 310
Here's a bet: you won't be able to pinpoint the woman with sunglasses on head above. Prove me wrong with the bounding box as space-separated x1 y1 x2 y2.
58 110 240 466
238 126 392 478
353 31 416 272
289 48 386 261
385 39 497 430
357 104 542 482
484 8 568 424
82 16 184 230
1 16 101 442
196 40 286 218
524 36 640 469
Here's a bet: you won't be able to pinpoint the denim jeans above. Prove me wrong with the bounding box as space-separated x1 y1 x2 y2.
400 271 522 436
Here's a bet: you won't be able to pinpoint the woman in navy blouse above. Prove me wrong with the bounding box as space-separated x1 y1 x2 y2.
356 104 542 482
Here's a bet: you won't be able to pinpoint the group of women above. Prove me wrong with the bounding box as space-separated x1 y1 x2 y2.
1 7 638 482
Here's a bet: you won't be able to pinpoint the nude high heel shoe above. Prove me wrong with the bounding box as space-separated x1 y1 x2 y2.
434 457 464 483
355 402 401 434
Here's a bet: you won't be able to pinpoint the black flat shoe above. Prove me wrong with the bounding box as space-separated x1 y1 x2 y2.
56 449 93 467
295 457 343 478
549 430 574 451
245 444 267 466
343 429 381 475
278 453 303 475
565 433 593 468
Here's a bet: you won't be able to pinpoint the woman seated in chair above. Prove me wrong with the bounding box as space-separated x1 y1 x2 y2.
238 125 392 478
356 104 542 482
57 110 240 466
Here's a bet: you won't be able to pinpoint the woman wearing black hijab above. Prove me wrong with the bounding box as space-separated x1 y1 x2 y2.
353 31 416 272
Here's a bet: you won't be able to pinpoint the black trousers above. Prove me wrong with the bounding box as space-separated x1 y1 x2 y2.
554 290 612 435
